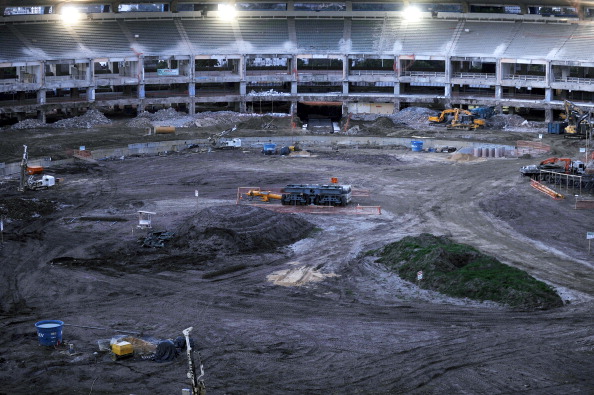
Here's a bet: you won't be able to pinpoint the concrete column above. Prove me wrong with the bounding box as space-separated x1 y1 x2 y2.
561 66 570 81
138 84 145 99
188 98 195 115
137 56 145 82
189 57 195 80
545 88 553 102
496 60 502 85
342 102 349 117
188 83 195 97
445 84 452 97
342 81 348 95
461 1 470 13
87 87 95 102
37 62 45 85
342 55 348 80
545 61 551 84
495 85 502 99
545 108 553 123
445 56 452 81
239 81 247 95
395 56 401 77
239 101 247 113
239 56 246 79
291 81 298 95
394 82 400 96
290 101 297 118
37 89 46 104
37 110 46 123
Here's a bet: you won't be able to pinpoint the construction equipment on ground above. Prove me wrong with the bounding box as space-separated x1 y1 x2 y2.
182 327 206 395
520 157 587 177
208 126 241 149
281 183 352 206
428 108 486 130
246 190 283 202
562 100 592 139
18 145 56 192
245 183 352 206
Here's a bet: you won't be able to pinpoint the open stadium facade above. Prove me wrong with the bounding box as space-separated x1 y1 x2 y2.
1 3 594 123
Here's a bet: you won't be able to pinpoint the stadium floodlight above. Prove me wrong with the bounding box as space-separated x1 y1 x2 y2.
218 3 237 21
60 5 82 24
402 5 422 21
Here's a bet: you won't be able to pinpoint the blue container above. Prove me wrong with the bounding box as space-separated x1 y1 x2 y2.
35 320 64 346
411 140 423 152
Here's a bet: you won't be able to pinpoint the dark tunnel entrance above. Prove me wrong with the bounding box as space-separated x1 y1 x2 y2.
297 101 343 133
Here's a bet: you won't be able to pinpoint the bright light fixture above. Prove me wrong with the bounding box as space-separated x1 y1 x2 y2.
218 3 237 21
403 5 422 21
60 6 81 24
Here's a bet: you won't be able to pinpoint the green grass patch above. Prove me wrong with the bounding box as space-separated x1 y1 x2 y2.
376 233 563 310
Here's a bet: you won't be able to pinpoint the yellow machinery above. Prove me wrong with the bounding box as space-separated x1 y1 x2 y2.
428 108 485 130
562 100 591 138
246 190 283 202
111 341 134 360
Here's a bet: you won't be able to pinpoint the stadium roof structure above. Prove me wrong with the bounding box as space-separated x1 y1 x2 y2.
4 0 594 8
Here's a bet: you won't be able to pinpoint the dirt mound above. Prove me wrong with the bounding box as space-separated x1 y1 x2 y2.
0 197 57 221
171 205 314 256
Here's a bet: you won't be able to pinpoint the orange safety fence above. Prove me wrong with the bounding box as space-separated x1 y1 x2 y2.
530 179 564 200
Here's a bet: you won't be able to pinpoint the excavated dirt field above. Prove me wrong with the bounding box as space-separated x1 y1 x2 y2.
0 116 593 394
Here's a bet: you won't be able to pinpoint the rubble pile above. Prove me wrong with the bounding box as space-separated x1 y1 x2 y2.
488 114 546 132
392 107 437 124
51 109 112 129
10 119 46 130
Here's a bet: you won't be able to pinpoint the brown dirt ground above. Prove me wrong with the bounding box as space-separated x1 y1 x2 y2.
0 119 593 394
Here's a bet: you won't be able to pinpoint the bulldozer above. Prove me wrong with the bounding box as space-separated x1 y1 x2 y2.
428 108 486 130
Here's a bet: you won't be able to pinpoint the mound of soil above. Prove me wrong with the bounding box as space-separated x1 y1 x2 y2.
171 205 314 256
375 233 563 310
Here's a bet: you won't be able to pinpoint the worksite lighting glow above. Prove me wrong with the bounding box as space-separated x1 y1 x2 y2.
403 5 422 21
60 6 81 24
218 3 237 20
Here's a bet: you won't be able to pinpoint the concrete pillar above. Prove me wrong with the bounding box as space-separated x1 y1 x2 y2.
342 102 349 117
342 55 348 80
87 87 95 102
445 57 452 81
495 85 502 99
37 61 44 85
291 81 298 95
545 88 553 102
461 1 470 13
445 84 452 97
239 101 247 113
496 60 502 85
188 82 195 97
188 99 195 115
394 82 400 96
239 55 246 79
290 100 297 117
342 81 348 95
545 108 553 123
545 61 551 84
561 66 570 81
37 89 46 104
189 57 195 80
138 84 145 99
239 81 246 95
137 56 145 82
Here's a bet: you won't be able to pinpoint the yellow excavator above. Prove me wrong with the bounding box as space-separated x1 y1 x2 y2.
428 108 486 130
562 100 591 139
245 190 283 202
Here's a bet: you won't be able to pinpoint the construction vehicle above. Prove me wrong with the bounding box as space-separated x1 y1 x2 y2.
245 183 352 206
18 145 56 192
428 108 486 130
562 100 592 139
520 157 587 177
208 126 241 149
281 183 352 206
